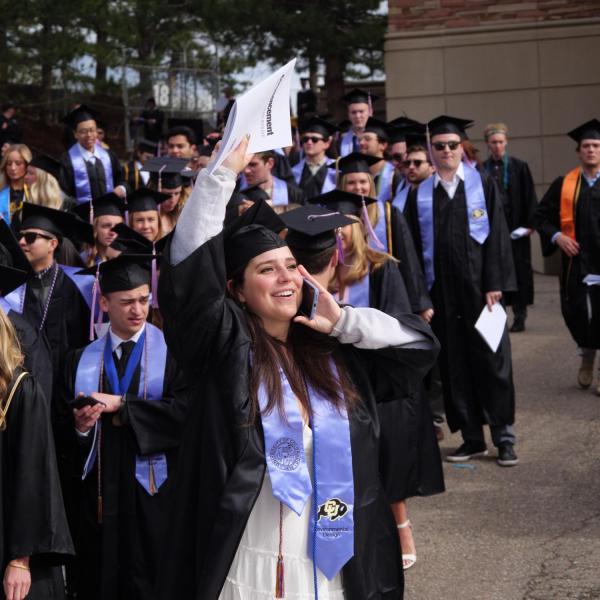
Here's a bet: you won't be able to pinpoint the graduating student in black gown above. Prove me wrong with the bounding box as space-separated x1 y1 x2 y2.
482 123 538 332
62 255 188 600
156 140 438 599
1 310 74 600
534 119 600 392
404 115 518 467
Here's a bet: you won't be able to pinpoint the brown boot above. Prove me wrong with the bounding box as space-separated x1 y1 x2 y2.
578 358 594 389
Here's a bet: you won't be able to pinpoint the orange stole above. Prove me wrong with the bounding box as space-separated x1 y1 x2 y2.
560 167 581 241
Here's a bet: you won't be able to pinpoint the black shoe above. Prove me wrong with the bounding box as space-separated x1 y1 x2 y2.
446 441 488 463
510 318 525 332
497 444 519 467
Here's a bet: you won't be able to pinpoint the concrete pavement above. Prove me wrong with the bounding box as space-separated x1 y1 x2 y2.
404 274 600 600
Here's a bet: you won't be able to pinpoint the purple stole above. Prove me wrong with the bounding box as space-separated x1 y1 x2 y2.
74 323 168 495
291 159 336 194
68 143 114 204
375 161 394 202
271 176 289 206
417 165 490 290
340 130 357 157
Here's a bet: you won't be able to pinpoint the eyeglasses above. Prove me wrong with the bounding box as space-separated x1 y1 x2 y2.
432 141 461 151
76 128 97 136
301 136 325 144
18 232 54 245
402 159 426 168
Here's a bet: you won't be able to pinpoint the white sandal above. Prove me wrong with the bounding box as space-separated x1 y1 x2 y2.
397 520 417 570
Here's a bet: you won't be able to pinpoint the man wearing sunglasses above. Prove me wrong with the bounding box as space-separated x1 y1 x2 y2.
404 115 518 468
291 117 338 199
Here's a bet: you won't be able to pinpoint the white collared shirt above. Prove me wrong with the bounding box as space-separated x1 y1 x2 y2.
306 157 328 176
434 161 465 200
78 143 97 163
136 160 150 185
109 324 146 358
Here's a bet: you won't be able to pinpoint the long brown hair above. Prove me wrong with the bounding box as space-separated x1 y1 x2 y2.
0 308 24 401
230 279 359 424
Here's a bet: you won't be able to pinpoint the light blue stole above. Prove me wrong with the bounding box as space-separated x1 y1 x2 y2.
0 187 9 222
68 143 114 204
392 179 410 212
271 176 289 206
376 161 394 202
340 130 357 157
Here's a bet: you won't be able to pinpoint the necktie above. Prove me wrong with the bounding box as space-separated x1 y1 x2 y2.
117 341 136 378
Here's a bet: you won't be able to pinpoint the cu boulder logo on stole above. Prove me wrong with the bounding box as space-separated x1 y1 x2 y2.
269 437 302 471
317 498 349 522
472 208 486 219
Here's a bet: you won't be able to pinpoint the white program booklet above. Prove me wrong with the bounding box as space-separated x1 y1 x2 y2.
510 227 530 240
207 59 296 175
475 303 507 353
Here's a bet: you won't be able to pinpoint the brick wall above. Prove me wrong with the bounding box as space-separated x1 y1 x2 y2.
389 0 600 33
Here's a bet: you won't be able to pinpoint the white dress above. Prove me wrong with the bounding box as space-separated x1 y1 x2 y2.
219 425 346 599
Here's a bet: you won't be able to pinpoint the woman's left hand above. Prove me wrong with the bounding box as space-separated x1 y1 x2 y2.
293 265 342 334
4 558 31 600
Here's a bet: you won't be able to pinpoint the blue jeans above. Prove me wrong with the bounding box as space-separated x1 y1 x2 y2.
461 423 516 447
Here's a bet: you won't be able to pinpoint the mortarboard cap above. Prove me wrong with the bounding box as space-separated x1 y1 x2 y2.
223 200 286 278
62 104 100 130
343 88 378 106
282 205 353 252
567 119 600 143
308 189 376 219
142 156 189 189
363 117 391 141
73 192 126 222
427 115 474 140
126 187 171 213
109 223 169 255
77 254 152 295
239 184 270 204
29 153 61 180
20 203 94 244
329 152 380 176
137 139 158 154
299 117 339 139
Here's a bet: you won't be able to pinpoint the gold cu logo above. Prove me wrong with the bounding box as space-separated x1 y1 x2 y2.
317 498 349 521
472 208 485 219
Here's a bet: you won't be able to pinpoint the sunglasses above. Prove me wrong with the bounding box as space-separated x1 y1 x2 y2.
432 141 461 151
18 232 54 245
402 159 426 168
301 136 325 144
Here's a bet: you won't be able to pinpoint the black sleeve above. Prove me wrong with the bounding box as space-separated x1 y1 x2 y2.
370 260 412 315
287 182 307 205
482 176 517 293
119 354 190 456
517 159 538 228
533 176 563 257
110 150 128 194
5 373 74 563
58 152 76 198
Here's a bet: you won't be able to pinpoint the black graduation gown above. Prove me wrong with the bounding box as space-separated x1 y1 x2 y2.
381 203 433 314
7 309 53 404
368 263 445 501
1 369 74 600
283 179 307 206
482 156 538 307
297 162 330 199
534 175 600 348
62 345 188 600
58 148 127 200
404 175 517 432
156 234 439 600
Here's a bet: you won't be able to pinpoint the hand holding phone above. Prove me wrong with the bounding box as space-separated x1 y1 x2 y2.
72 395 105 410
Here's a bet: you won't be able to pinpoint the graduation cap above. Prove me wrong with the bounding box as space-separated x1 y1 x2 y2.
298 117 339 139
0 218 33 274
62 104 99 130
223 200 286 279
329 152 380 176
77 253 152 295
127 187 171 213
282 205 353 253
137 139 158 154
567 119 600 143
343 88 378 106
109 223 169 255
388 116 421 130
427 115 474 140
73 192 126 223
239 184 270 203
387 117 424 145
403 124 428 149
142 156 190 190
20 203 94 245
363 117 391 141
29 153 61 180
308 189 376 218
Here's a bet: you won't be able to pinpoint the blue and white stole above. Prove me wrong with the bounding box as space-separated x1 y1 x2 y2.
259 366 354 580
417 164 490 290
337 273 370 309
271 176 289 206
2 264 96 315
371 201 389 254
74 323 168 495
375 161 394 203
392 179 410 213
291 159 336 194
0 187 9 222
68 142 114 204
340 130 358 157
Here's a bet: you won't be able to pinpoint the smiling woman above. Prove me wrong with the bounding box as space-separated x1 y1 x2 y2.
157 138 439 599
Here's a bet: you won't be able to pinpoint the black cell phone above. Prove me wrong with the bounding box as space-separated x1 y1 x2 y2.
72 395 103 410
298 278 320 320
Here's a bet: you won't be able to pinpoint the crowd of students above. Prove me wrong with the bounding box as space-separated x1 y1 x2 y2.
1 86 599 600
